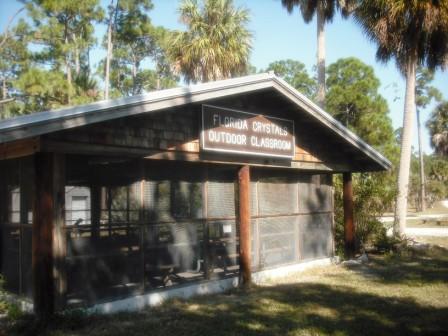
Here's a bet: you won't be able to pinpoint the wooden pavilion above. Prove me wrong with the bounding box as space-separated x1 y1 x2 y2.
0 73 390 315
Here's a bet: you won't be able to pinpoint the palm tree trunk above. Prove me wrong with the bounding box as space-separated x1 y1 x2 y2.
394 58 417 236
316 3 326 108
417 108 426 211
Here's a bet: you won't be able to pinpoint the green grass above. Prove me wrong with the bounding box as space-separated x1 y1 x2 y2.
406 218 448 228
381 217 448 228
412 236 448 248
2 245 448 336
381 206 448 228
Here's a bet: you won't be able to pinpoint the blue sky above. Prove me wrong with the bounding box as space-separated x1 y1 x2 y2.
1 0 447 153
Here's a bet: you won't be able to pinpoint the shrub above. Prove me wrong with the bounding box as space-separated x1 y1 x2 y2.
334 172 397 256
0 274 22 319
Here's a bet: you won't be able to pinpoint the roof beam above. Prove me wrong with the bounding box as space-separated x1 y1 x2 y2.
0 137 40 160
40 139 350 172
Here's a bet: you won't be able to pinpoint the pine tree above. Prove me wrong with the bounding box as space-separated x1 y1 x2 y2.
0 19 30 118
26 0 104 104
326 57 398 250
101 0 177 97
262 59 316 99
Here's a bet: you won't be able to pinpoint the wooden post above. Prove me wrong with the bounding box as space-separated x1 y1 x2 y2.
343 172 355 258
90 184 101 240
203 167 211 280
238 165 251 286
52 154 66 311
33 153 66 316
0 162 4 273
139 161 145 293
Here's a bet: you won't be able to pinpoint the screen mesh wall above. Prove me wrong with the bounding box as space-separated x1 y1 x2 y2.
0 156 333 309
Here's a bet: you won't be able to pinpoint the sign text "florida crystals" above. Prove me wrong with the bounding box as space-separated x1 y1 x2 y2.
201 105 295 158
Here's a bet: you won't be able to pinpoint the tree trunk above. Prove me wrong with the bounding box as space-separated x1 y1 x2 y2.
73 34 80 75
87 45 91 72
132 58 137 95
417 108 426 211
104 0 115 100
0 7 24 50
64 25 72 105
394 58 417 236
316 3 326 108
2 77 7 100
65 56 72 105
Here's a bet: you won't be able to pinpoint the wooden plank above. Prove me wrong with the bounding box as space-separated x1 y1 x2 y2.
0 162 4 272
18 161 30 295
139 162 145 293
252 180 259 269
52 154 66 311
238 165 251 286
0 137 40 160
343 172 355 258
41 139 349 172
90 185 101 240
32 153 66 315
202 167 211 280
330 175 336 257
32 152 55 317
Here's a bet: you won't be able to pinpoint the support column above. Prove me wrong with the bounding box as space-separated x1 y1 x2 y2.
0 162 5 273
203 167 211 280
343 172 355 258
90 184 101 241
238 165 251 286
53 154 66 311
33 153 65 316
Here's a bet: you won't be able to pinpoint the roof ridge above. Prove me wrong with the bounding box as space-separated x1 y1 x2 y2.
0 72 391 171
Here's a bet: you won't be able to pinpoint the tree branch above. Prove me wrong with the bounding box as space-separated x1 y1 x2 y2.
0 7 24 50
0 98 15 105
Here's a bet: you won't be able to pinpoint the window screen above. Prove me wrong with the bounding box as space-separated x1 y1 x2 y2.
299 213 333 260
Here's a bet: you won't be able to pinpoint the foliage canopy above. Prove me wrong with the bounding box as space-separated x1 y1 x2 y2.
168 0 252 83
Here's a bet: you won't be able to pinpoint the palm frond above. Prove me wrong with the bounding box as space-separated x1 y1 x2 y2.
168 0 251 83
354 0 448 72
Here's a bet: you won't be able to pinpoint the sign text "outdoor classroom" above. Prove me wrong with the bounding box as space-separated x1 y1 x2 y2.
201 105 295 159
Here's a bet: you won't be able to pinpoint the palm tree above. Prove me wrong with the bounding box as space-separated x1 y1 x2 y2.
354 1 448 236
168 0 252 83
415 67 442 211
427 101 448 157
280 0 354 108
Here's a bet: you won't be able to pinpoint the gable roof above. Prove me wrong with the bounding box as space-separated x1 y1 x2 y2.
0 72 391 171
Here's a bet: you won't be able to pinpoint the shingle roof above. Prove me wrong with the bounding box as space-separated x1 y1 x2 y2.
0 72 391 170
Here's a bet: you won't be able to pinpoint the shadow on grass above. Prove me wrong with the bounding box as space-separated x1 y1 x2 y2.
7 279 448 336
344 246 448 286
